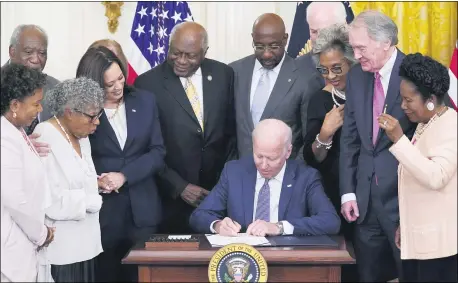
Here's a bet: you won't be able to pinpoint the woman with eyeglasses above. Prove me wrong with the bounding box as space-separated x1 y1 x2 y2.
32 77 105 282
76 46 165 282
302 24 358 280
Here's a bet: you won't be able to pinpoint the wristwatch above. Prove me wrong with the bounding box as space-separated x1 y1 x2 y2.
276 221 284 235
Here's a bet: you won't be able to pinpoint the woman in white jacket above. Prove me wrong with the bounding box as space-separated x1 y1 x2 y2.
33 77 105 282
1 64 55 282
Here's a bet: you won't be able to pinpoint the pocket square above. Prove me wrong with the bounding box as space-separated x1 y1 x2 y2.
287 184 292 187
132 109 136 112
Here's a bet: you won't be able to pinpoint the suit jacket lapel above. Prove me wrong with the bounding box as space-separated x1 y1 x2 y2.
163 63 201 128
375 50 403 146
242 56 256 131
278 161 296 220
99 111 122 151
201 60 217 136
242 161 257 227
261 55 296 120
123 92 139 150
364 71 375 147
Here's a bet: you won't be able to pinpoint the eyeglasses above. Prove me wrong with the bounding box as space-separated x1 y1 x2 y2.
316 66 343 75
74 108 104 123
252 42 283 53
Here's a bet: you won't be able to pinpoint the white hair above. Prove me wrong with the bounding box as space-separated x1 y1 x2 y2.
350 10 398 46
252 119 292 149
169 22 208 50
9 24 48 48
306 2 347 24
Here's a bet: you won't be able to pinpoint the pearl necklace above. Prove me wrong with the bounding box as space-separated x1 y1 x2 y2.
413 107 448 143
54 116 95 176
54 116 74 145
106 99 123 120
331 87 346 107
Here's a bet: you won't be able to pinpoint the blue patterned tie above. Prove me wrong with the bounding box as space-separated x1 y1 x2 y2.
255 179 270 222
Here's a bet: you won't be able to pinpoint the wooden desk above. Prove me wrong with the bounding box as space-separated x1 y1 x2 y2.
122 235 355 282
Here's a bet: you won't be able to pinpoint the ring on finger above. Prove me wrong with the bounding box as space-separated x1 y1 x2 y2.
383 121 387 127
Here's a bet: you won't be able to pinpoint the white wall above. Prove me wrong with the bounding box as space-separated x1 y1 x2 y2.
0 1 297 81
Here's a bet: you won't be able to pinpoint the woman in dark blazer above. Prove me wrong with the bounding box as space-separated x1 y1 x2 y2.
76 46 165 283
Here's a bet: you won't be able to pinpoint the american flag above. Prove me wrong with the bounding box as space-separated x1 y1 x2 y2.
126 1 193 84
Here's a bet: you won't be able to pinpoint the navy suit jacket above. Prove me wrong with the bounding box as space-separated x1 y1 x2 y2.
189 157 341 235
89 88 166 227
339 50 416 224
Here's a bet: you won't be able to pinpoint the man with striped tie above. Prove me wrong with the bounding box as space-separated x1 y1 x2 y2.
135 22 237 234
190 119 340 237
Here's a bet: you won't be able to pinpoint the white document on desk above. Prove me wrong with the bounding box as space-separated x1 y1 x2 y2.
205 233 271 247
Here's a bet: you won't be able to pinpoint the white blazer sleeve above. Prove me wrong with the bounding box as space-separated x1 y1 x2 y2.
1 137 47 246
390 130 457 191
42 155 87 221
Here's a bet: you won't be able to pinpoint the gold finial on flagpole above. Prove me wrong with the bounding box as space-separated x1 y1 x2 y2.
102 2 124 34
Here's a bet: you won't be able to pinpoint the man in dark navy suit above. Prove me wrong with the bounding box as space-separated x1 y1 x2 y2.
340 11 416 282
190 119 340 237
135 22 236 234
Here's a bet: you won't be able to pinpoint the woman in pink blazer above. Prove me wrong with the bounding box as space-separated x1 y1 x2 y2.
378 53 457 282
1 64 55 282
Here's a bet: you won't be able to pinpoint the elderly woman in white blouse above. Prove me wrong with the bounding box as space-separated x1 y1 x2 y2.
32 77 105 282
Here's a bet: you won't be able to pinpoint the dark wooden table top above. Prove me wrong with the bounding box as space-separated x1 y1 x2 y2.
122 235 356 265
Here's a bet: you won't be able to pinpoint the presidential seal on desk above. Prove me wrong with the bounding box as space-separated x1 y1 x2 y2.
208 243 268 282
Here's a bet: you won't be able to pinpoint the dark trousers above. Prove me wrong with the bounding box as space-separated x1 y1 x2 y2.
95 192 157 283
158 198 195 234
353 177 402 282
402 254 457 282
51 257 96 283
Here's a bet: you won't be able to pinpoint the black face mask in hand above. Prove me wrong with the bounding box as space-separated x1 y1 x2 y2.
26 117 40 135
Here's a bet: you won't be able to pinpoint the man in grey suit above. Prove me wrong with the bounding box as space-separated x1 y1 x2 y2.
295 2 349 89
5 24 59 135
230 13 322 159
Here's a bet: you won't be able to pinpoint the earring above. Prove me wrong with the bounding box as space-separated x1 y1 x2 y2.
12 112 17 118
426 102 434 111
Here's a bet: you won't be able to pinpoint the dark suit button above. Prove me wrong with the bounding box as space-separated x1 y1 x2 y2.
367 176 371 181
197 128 202 133
201 147 205 152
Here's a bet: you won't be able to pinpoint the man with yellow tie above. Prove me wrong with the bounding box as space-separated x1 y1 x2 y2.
135 22 237 234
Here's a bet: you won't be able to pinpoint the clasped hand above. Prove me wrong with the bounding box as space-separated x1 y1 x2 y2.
98 172 126 194
215 217 280 237
180 184 209 207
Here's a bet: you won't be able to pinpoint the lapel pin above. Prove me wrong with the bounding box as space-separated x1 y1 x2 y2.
207 75 212 81
288 79 291 82
287 184 292 187
132 109 136 112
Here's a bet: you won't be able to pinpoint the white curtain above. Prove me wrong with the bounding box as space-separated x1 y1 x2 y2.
0 1 297 81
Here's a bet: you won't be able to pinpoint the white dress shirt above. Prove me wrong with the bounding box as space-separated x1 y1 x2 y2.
210 162 294 235
341 48 399 205
105 102 128 150
249 53 286 108
34 122 103 265
180 67 204 114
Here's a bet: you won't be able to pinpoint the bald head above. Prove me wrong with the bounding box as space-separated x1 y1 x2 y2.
251 13 288 70
167 22 208 77
307 2 347 44
252 119 292 178
252 13 286 35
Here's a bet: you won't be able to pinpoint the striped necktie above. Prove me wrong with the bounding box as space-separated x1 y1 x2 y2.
255 179 270 222
185 78 204 131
